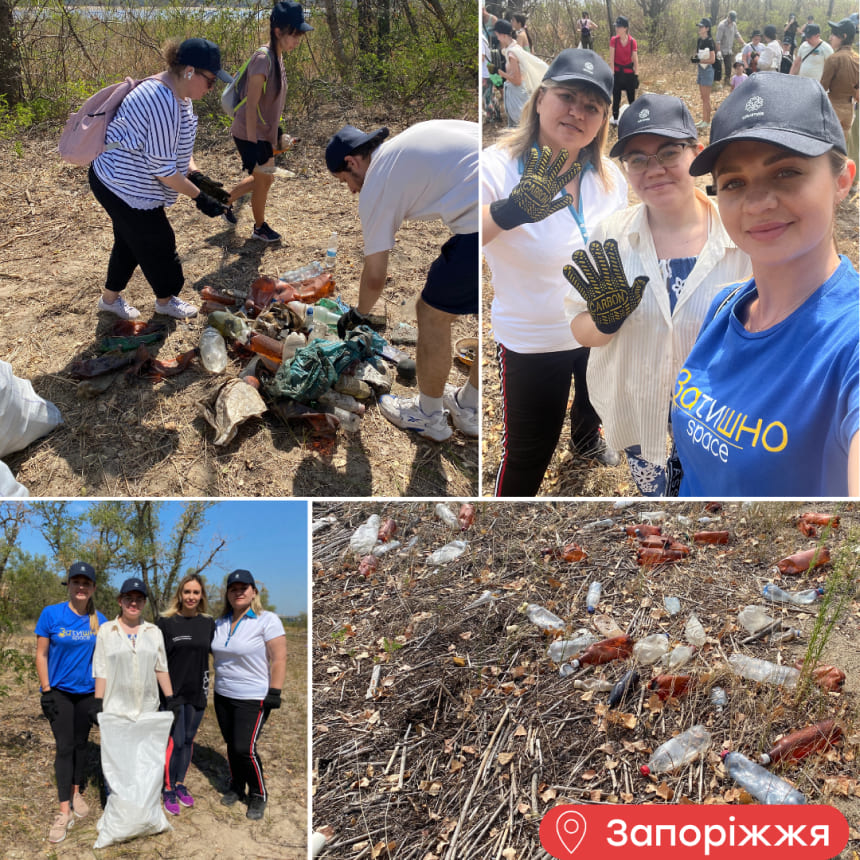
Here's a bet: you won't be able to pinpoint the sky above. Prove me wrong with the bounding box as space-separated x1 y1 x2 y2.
12 500 309 616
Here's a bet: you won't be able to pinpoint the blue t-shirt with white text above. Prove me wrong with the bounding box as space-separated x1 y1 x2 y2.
35 602 107 694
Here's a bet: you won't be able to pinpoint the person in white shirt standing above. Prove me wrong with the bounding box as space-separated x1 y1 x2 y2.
758 25 783 71
790 24 833 81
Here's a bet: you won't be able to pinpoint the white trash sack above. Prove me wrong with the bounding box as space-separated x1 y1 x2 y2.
94 711 173 849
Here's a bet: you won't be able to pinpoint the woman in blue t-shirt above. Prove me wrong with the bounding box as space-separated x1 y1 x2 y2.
156 574 215 817
674 73 858 496
35 562 107 844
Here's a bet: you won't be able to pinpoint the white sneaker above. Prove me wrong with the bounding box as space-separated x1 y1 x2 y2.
378 395 452 442
609 117 619 126
97 295 140 320
155 296 198 319
443 384 478 437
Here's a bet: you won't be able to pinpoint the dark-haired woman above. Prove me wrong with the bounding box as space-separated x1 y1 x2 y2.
224 0 313 242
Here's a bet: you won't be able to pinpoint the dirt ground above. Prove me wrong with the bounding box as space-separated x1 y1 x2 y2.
0 112 478 498
0 626 307 859
480 57 860 497
311 501 860 859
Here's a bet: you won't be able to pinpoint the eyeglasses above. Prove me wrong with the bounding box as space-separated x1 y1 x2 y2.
620 143 692 174
121 594 146 604
195 70 216 89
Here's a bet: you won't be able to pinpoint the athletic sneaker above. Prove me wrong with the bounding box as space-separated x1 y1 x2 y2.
246 796 267 820
175 784 194 807
163 790 181 815
154 295 199 319
97 294 140 320
442 384 478 437
48 813 73 843
378 394 452 442
222 205 237 226
251 222 281 243
71 792 89 818
221 788 243 806
609 117 619 126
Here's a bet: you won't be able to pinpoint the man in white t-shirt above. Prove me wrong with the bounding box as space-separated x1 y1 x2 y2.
325 121 479 443
790 25 833 80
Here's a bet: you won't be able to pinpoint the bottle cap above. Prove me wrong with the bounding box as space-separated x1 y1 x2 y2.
639 765 651 775
759 753 772 765
719 750 730 760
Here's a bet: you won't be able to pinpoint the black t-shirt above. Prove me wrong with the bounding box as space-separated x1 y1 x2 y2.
697 37 717 60
157 613 216 709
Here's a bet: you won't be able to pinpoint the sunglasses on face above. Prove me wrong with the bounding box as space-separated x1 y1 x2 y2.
195 69 216 89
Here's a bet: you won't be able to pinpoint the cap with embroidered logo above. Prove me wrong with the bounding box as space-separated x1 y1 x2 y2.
542 48 613 104
67 561 96 583
610 93 697 158
226 569 257 588
119 577 147 597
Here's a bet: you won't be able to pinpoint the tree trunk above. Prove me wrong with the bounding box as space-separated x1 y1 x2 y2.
357 0 374 55
323 0 347 69
422 0 455 39
0 0 22 105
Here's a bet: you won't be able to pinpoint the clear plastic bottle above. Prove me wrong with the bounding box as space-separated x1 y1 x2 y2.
435 503 459 528
199 326 228 373
762 583 824 605
580 518 615 531
759 719 842 765
685 614 707 647
570 634 633 669
464 590 498 610
547 630 597 662
728 653 800 687
664 644 695 671
721 751 806 804
324 231 338 270
317 390 365 416
585 582 602 614
372 540 401 558
709 686 727 712
427 540 467 564
737 605 775 634
350 514 380 556
632 633 670 666
526 604 566 632
640 724 712 775
572 677 614 691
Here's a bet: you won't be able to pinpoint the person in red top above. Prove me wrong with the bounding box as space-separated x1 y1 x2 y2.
609 16 639 124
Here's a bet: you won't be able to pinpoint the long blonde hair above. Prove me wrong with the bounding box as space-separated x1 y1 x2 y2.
496 79 615 192
219 587 264 619
162 573 211 618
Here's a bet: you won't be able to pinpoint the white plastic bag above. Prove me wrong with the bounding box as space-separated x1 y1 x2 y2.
349 514 380 556
0 359 62 457
94 711 173 848
0 460 28 496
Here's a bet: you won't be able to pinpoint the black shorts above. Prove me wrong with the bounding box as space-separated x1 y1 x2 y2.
420 232 478 316
233 136 272 176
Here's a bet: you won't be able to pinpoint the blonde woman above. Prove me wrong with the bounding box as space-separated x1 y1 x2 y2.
156 574 215 816
36 562 107 843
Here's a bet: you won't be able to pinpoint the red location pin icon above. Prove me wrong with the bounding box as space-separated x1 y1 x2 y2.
543 808 586 858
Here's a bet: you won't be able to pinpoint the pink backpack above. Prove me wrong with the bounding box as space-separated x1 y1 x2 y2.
58 74 161 166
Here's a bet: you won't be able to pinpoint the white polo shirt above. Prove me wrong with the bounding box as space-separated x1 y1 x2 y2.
212 609 285 700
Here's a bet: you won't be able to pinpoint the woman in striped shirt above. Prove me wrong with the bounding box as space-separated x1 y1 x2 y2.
89 38 231 320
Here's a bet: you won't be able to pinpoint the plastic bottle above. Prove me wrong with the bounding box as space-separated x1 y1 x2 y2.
372 540 401 558
664 644 694 671
580 518 615 531
349 514 380 556
585 582 602 614
640 724 712 775
208 309 251 342
728 653 800 687
569 634 633 669
247 332 286 364
632 633 670 665
737 605 775 634
464 590 498 610
457 503 475 531
663 596 682 615
279 331 306 362
608 669 640 708
547 630 597 662
377 518 397 542
759 719 842 765
317 390 365 416
709 686 727 712
199 327 228 373
324 405 360 433
648 674 694 701
435 503 459 528
324 231 338 270
427 540 467 564
526 604 566 632
358 554 379 577
572 677 614 691
693 530 730 544
762 583 824 605
721 751 806 804
684 614 707 647
775 546 831 575
334 375 372 399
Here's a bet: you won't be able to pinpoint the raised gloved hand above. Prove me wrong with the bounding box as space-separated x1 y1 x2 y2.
40 689 60 722
563 238 649 334
337 307 370 340
88 698 103 727
263 687 282 711
188 170 229 205
194 191 225 218
489 145 582 230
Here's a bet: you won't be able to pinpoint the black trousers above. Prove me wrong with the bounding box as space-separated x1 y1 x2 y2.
88 166 184 299
214 692 270 801
494 344 601 496
612 70 637 119
47 688 95 803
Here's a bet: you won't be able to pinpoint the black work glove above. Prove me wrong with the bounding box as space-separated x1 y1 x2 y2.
563 238 649 334
633 74 640 88
242 140 275 173
691 56 701 64
194 191 225 218
489 145 582 230
165 695 183 725
88 698 103 727
263 687 282 710
40 689 60 722
188 170 230 205
337 307 369 340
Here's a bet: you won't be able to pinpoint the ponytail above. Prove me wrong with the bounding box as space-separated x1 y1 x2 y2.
87 596 100 634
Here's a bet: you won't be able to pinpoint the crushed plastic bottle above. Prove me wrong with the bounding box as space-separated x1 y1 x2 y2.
684 614 707 647
199 327 228 373
648 674 695 701
794 660 846 692
632 633 670 665
526 603 566 632
349 515 381 556
377 518 397 542
728 653 800 688
709 686 727 712
624 523 662 537
762 583 824 605
609 669 640 708
427 540 467 565
775 546 831 575
640 725 712 775
317 390 365 416
547 630 597 662
371 540 401 557
585 582 602 614
664 644 695 671
663 596 682 615
639 511 668 522
759 719 842 765
738 605 775 634
457 503 475 531
570 634 633 669
464 590 499 611
358 555 379 578
435 503 459 529
693 530 729 544
573 677 614 691
721 751 806 804
580 518 615 531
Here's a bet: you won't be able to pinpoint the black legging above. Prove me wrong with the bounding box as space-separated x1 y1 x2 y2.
47 688 95 803
214 692 270 801
494 344 601 496
612 70 637 119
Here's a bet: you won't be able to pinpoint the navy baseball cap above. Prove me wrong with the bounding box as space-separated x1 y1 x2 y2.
805 24 820 36
690 74 846 176
119 577 147 597
610 93 697 157
542 49 613 103
271 1 313 32
176 38 232 84
67 561 96 583
828 18 856 42
325 124 389 173
226 569 256 588
697 17 711 28
615 16 629 28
